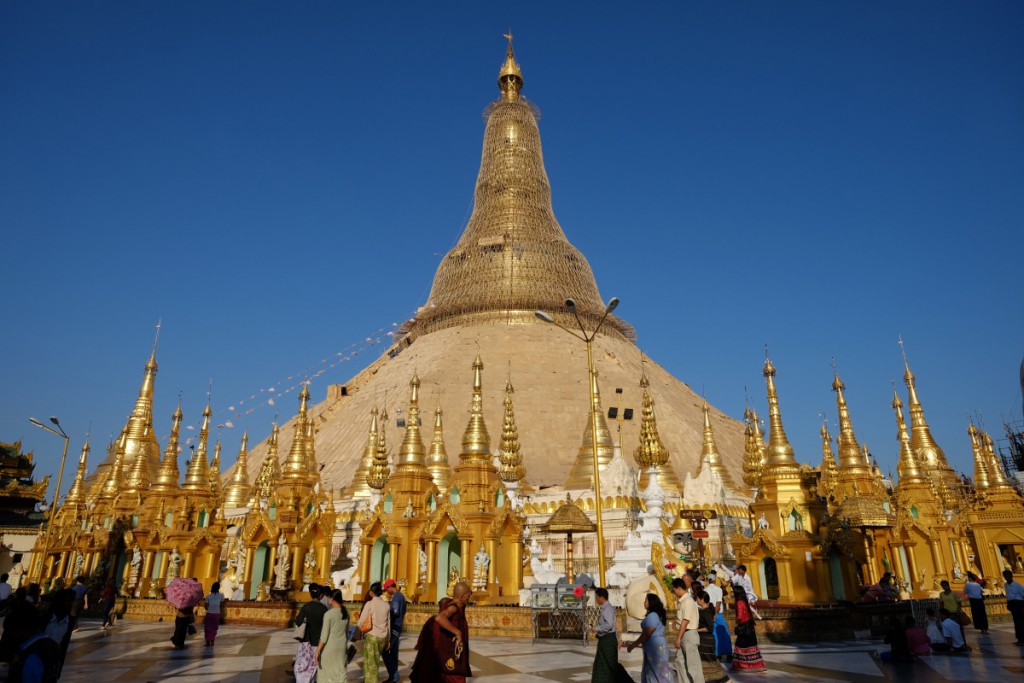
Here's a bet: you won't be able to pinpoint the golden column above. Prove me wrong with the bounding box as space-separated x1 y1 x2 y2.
536 296 620 587
426 540 438 585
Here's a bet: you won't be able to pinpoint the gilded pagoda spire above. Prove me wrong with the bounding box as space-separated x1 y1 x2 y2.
968 424 989 491
981 430 1012 490
741 407 766 489
893 391 925 484
63 441 91 507
762 354 798 469
223 430 251 509
116 329 163 483
635 371 680 490
460 356 492 462
282 384 315 485
100 427 128 499
697 398 738 491
124 420 154 494
498 379 525 484
350 407 380 498
832 371 867 472
426 406 453 491
563 367 617 489
900 343 955 478
818 422 838 502
181 403 213 493
152 403 183 494
208 437 222 494
413 40 633 342
396 374 428 471
252 423 280 502
366 406 391 491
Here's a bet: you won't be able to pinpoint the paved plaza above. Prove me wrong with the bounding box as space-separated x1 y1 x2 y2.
39 618 1022 682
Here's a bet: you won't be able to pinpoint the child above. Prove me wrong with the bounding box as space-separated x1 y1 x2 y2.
904 615 930 657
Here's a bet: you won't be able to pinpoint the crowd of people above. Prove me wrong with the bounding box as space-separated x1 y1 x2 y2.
591 565 766 683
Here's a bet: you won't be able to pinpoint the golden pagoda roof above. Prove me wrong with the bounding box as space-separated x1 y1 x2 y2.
543 495 596 534
835 495 894 528
228 44 746 492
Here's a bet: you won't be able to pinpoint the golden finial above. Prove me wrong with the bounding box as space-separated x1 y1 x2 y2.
325 486 336 513
252 422 280 502
223 430 251 509
348 406 380 498
182 403 214 493
63 441 91 507
153 403 183 493
893 389 924 484
898 340 955 481
761 351 797 468
831 368 865 471
460 356 492 461
100 427 129 499
366 406 391 490
697 398 738 490
208 436 222 492
634 369 667 470
426 405 452 491
981 429 1011 490
498 378 525 483
819 419 838 502
283 383 315 486
498 30 524 101
396 373 428 470
741 409 764 489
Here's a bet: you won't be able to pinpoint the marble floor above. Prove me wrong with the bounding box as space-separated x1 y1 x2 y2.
38 618 1024 682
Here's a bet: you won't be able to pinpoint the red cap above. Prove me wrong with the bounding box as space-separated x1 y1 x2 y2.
382 579 397 590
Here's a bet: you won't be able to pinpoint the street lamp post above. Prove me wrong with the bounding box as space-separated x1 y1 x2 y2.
536 297 620 588
28 416 70 581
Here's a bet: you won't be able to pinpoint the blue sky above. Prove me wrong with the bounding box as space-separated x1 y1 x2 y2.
2 1 1022 501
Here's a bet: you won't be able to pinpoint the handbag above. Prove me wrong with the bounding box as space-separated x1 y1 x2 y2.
359 611 373 634
955 610 971 627
293 621 307 641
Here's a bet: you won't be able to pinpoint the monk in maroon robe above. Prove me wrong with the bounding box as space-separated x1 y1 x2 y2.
411 581 472 682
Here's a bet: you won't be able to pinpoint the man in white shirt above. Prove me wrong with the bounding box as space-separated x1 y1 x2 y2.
730 565 760 619
672 578 705 683
932 608 970 653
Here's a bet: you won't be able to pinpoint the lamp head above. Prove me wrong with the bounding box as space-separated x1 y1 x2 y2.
534 310 555 324
29 418 45 428
49 417 60 426
565 298 577 313
606 297 620 313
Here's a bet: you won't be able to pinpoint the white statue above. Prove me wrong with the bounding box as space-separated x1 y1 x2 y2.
472 546 490 591
757 513 770 530
234 539 247 578
274 536 291 590
302 548 317 585
72 552 84 578
10 562 24 589
167 546 184 579
128 545 143 591
418 546 428 585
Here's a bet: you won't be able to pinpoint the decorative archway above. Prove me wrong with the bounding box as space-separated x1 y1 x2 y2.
760 557 780 600
828 550 846 600
436 532 460 597
249 541 270 599
370 536 390 584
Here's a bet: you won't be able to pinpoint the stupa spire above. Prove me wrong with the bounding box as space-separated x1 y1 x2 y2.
818 422 838 502
63 441 91 507
124 420 154 494
969 423 990 491
742 407 767 489
426 406 453 491
366 407 391 491
350 407 380 498
899 340 955 477
697 398 738 490
893 391 925 484
832 370 866 471
252 423 280 502
498 379 525 484
762 353 797 469
223 430 251 509
152 403 183 493
565 369 616 489
413 40 633 342
182 403 213 493
396 374 428 471
460 356 492 461
208 436 222 494
282 384 314 485
981 430 1011 490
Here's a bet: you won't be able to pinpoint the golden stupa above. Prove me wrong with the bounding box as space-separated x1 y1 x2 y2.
232 38 746 494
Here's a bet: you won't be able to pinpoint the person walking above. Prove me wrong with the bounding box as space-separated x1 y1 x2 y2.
671 578 704 683
68 577 88 633
99 581 117 630
729 585 765 672
1005 570 1024 645
315 589 350 683
294 584 329 681
590 587 631 683
170 605 194 650
410 581 472 682
703 572 731 661
203 582 225 646
962 572 988 635
382 579 406 683
625 593 673 683
695 591 729 683
357 581 391 683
